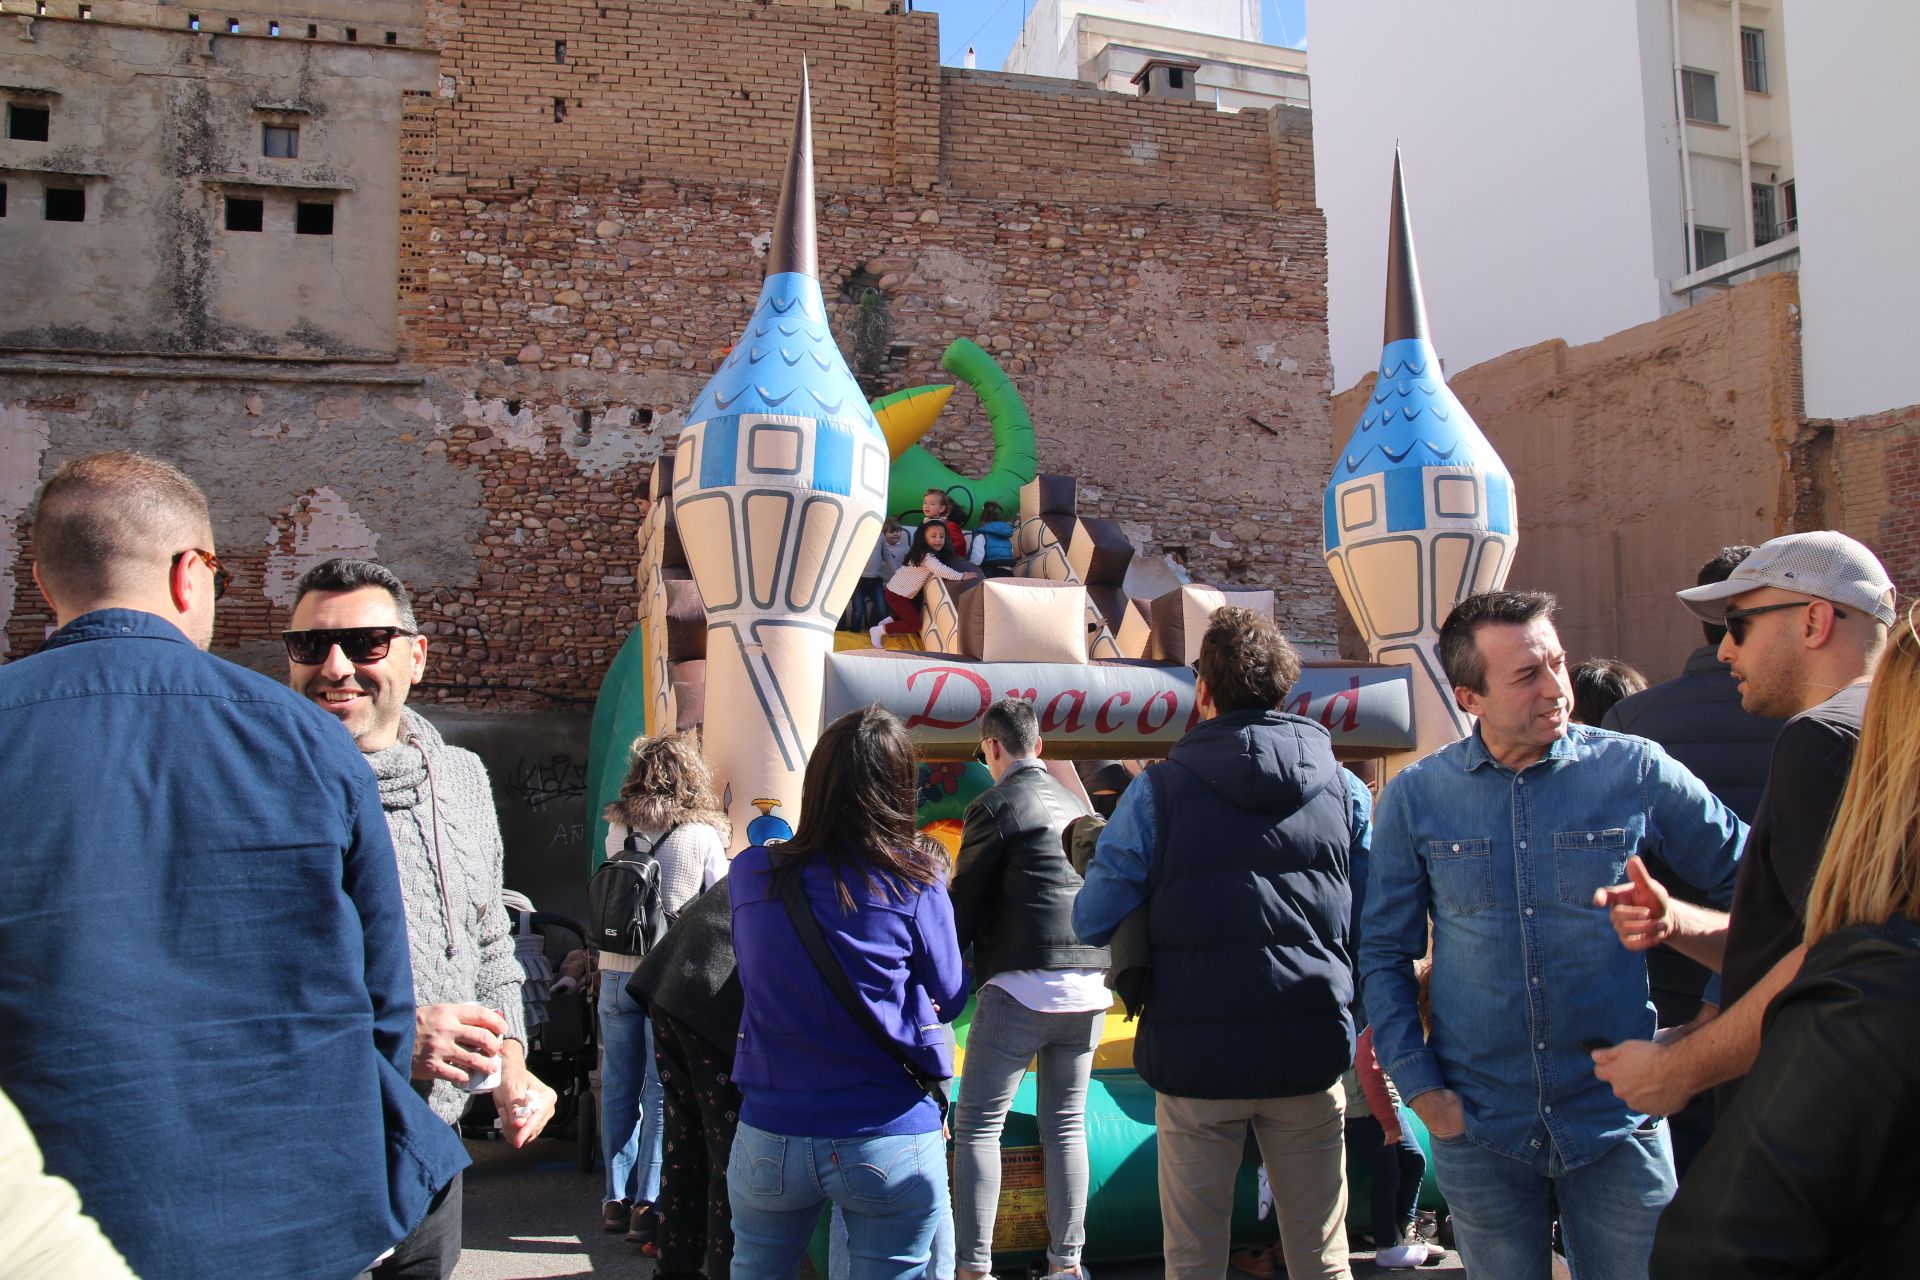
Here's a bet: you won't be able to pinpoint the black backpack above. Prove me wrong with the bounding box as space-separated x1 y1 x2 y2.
588 823 681 956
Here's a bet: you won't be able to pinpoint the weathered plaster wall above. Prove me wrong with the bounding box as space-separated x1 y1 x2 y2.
0 16 435 356
1334 275 1805 683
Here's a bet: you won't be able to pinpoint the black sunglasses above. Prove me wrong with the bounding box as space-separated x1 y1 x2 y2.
1723 599 1847 646
283 626 417 665
171 548 231 601
1728 598 1843 644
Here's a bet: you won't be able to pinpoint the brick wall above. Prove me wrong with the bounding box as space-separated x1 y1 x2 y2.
1828 405 1920 608
3 0 1339 697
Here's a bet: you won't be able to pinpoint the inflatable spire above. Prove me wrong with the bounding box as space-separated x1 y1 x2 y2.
670 62 890 849
1322 149 1518 768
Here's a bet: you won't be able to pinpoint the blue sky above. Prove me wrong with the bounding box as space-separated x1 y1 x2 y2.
919 0 1307 69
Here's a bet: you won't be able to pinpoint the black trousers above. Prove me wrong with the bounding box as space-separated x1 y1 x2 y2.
652 1011 743 1280
360 1170 462 1280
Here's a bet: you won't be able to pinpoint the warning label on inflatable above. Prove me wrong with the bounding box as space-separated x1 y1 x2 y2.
991 1146 1050 1253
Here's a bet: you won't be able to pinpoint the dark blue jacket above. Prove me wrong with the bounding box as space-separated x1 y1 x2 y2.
1137 710 1357 1099
0 611 466 1280
730 843 967 1137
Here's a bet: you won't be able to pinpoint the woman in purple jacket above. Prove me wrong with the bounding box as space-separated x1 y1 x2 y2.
728 706 967 1279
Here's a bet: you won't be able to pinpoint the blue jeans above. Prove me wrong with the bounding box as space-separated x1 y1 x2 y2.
729 1121 948 1280
830 1199 954 1280
599 970 664 1206
951 985 1102 1273
1427 1121 1675 1280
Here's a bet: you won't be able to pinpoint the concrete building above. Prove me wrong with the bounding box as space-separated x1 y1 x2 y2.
1004 0 1307 111
1309 0 1805 392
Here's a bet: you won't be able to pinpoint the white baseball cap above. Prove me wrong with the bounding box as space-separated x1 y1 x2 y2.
1675 531 1895 626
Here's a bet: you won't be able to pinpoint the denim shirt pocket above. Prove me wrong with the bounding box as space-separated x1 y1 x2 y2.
1553 828 1630 906
1427 839 1495 916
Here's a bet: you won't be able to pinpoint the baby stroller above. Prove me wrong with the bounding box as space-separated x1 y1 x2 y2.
459 890 599 1170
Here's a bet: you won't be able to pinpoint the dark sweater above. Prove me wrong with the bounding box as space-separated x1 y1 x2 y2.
626 879 741 1053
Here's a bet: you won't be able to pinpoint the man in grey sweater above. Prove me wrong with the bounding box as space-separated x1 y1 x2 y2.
288 558 554 1279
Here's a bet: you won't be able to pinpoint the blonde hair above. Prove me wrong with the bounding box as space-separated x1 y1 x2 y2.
606 730 728 836
1804 604 1920 946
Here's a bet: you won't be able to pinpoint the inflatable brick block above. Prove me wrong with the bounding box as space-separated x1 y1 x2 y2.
958 579 1089 664
1020 473 1078 523
664 576 708 661
1068 517 1134 587
1149 585 1278 664
649 455 676 503
922 576 975 654
668 659 705 732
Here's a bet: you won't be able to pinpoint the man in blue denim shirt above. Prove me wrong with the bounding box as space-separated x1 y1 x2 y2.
0 453 466 1280
1360 591 1744 1280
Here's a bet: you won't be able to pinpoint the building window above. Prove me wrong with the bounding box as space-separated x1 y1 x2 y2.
1752 184 1778 247
0 182 7 217
225 17 239 33
7 104 50 142
295 201 334 235
225 196 264 232
44 186 85 222
1781 180 1797 233
187 12 199 30
1741 27 1768 93
344 27 358 41
262 124 299 158
1681 68 1719 125
1693 227 1728 270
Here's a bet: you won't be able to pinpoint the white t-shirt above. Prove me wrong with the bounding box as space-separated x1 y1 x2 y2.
987 968 1113 1014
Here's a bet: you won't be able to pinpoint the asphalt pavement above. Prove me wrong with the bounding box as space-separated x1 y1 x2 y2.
449 1134 1467 1279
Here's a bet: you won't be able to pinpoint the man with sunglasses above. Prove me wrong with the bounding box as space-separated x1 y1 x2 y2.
1593 531 1895 1119
0 453 466 1280
287 557 554 1280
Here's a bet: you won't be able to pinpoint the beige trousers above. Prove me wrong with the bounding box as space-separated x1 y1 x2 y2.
1155 1083 1351 1280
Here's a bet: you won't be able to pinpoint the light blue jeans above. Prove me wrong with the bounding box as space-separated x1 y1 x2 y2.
1427 1120 1676 1280
831 1197 954 1280
598 970 664 1207
951 984 1103 1273
729 1121 948 1280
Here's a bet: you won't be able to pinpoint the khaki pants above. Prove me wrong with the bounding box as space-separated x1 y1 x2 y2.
1155 1084 1351 1280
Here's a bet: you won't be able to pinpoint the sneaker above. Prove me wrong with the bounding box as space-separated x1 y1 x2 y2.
600 1198 630 1233
1227 1245 1278 1278
1376 1241 1429 1269
626 1202 658 1247
869 621 889 648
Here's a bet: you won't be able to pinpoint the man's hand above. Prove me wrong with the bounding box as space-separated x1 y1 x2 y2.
1592 856 1675 952
1590 1039 1692 1116
495 1045 555 1148
1382 1122 1404 1146
1409 1089 1466 1140
412 1003 508 1085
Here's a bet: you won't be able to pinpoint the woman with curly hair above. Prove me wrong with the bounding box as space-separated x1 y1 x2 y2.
1651 605 1920 1278
727 705 966 1278
596 731 730 1251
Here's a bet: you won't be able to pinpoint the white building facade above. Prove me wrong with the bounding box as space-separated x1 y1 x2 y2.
1309 0 1804 393
1004 0 1307 112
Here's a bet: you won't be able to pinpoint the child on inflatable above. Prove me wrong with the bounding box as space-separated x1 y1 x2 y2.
871 521 978 647
972 501 1016 577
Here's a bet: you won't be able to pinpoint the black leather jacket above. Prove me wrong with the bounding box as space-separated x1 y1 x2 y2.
1650 917 1920 1279
949 764 1109 981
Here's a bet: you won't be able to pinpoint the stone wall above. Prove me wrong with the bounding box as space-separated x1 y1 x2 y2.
1825 404 1920 609
2 0 1340 692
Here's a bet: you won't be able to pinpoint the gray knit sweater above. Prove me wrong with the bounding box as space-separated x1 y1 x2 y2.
369 707 528 1124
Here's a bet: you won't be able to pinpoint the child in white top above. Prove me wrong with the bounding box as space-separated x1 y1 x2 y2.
870 521 977 646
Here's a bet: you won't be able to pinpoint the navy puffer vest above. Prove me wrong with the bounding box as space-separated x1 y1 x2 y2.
1135 709 1356 1099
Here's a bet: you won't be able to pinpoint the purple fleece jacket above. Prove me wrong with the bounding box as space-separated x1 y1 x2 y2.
730 844 968 1137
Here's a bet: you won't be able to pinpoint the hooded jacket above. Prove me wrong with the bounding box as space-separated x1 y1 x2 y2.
1135 708 1356 1099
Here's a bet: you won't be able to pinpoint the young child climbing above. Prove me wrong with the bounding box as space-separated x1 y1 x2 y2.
870 520 978 647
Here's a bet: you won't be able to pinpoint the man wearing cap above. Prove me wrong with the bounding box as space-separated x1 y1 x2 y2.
1593 531 1895 1116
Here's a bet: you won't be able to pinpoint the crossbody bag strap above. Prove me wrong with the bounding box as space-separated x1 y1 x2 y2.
776 870 950 1122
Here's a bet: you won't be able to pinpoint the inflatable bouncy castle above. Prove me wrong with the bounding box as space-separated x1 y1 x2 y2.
587 79 1506 1268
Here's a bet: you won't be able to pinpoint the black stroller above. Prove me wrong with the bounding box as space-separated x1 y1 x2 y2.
459 891 598 1170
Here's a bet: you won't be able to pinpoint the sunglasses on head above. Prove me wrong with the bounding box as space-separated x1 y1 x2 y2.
171 548 231 601
1723 598 1848 646
283 626 417 665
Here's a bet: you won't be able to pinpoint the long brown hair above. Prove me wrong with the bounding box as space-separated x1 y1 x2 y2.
606 730 729 837
769 705 944 911
1804 605 1920 945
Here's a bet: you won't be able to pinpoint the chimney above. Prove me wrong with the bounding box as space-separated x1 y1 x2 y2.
1131 58 1202 102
